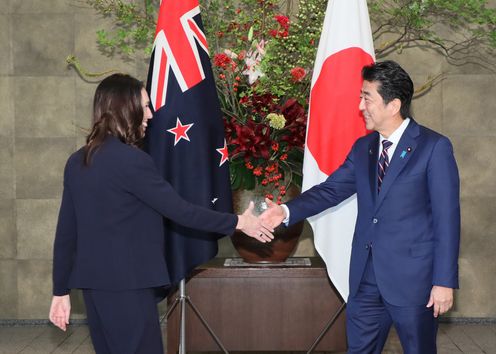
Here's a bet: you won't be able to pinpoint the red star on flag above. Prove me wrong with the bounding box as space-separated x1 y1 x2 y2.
167 117 194 146
216 140 229 166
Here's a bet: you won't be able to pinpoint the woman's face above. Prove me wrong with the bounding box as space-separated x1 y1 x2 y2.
141 88 153 132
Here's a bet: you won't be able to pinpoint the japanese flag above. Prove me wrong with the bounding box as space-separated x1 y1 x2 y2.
303 0 375 301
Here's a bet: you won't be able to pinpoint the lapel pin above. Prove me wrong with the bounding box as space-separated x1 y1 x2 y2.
400 150 407 158
407 147 412 152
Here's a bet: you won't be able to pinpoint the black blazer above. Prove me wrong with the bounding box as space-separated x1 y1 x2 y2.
53 136 237 296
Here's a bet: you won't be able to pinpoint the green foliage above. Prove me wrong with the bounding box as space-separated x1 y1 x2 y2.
85 0 159 56
83 0 496 68
76 0 496 193
256 0 326 103
370 0 496 68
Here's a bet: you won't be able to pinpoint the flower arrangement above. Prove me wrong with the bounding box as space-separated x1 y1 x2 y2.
203 0 326 203
71 0 496 203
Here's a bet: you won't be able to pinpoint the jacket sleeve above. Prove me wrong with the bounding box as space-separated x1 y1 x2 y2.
428 137 461 288
124 151 238 236
52 164 77 296
286 145 357 226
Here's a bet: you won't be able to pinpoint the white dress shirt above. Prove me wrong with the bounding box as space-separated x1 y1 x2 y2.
379 117 410 160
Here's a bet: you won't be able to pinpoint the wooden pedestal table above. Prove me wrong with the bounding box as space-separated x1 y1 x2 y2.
166 257 346 353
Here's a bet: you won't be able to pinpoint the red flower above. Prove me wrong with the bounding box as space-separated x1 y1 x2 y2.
280 98 307 148
290 67 306 82
269 29 278 38
237 50 246 60
269 15 290 38
214 53 232 69
253 167 263 176
274 15 289 29
228 118 272 160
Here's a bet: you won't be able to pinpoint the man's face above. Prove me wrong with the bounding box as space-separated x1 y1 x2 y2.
359 80 392 134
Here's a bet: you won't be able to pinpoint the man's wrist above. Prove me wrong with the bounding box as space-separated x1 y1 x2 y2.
235 215 244 230
280 204 290 224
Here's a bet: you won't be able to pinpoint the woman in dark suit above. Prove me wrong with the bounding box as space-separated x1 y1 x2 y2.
48 74 273 354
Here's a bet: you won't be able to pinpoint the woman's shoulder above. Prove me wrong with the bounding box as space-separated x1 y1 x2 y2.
97 136 155 174
65 147 84 168
65 137 151 170
107 136 151 160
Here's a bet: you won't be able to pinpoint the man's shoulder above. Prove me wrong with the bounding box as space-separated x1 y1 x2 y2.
415 121 451 144
354 131 378 147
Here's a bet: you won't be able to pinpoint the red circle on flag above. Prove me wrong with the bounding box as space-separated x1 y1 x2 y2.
307 47 374 175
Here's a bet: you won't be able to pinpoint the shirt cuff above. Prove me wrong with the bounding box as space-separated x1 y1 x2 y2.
280 204 290 225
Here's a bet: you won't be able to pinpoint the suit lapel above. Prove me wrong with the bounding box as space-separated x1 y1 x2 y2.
375 120 420 211
367 133 379 203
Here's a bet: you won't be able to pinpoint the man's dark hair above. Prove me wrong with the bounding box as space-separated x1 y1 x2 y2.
361 60 414 119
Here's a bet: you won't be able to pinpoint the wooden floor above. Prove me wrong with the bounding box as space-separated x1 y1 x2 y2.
0 323 494 353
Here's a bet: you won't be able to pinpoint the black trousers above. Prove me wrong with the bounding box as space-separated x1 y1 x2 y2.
82 288 163 354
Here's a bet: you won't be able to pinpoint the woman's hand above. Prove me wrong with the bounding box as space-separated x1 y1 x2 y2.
237 201 274 243
49 295 71 331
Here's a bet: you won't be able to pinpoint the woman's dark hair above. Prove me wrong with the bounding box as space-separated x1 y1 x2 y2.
361 60 414 119
84 73 145 165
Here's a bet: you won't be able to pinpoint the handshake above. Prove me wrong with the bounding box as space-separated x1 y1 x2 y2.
235 198 288 243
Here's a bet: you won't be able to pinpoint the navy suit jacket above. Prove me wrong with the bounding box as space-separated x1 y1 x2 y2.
53 136 237 296
287 119 460 306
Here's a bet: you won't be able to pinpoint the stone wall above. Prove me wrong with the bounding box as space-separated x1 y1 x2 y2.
0 0 494 320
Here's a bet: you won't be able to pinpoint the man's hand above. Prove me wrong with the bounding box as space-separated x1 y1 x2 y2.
426 285 453 317
260 198 286 229
237 201 274 243
49 295 71 331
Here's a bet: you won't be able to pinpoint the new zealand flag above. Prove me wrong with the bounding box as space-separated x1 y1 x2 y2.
145 0 232 286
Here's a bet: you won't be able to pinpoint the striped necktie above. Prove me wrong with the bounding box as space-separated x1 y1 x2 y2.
378 140 393 193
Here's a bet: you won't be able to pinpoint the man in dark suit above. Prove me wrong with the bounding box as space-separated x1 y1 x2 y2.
261 60 460 353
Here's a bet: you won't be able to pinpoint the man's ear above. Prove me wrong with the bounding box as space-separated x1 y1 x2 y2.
388 98 401 116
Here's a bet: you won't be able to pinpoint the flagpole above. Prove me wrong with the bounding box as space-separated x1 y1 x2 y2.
179 280 186 353
306 302 346 353
163 279 229 354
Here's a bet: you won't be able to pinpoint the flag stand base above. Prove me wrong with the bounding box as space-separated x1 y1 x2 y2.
306 302 346 353
162 279 228 354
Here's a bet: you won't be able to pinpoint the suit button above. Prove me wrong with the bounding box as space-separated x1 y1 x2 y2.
365 244 370 250
372 218 378 224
